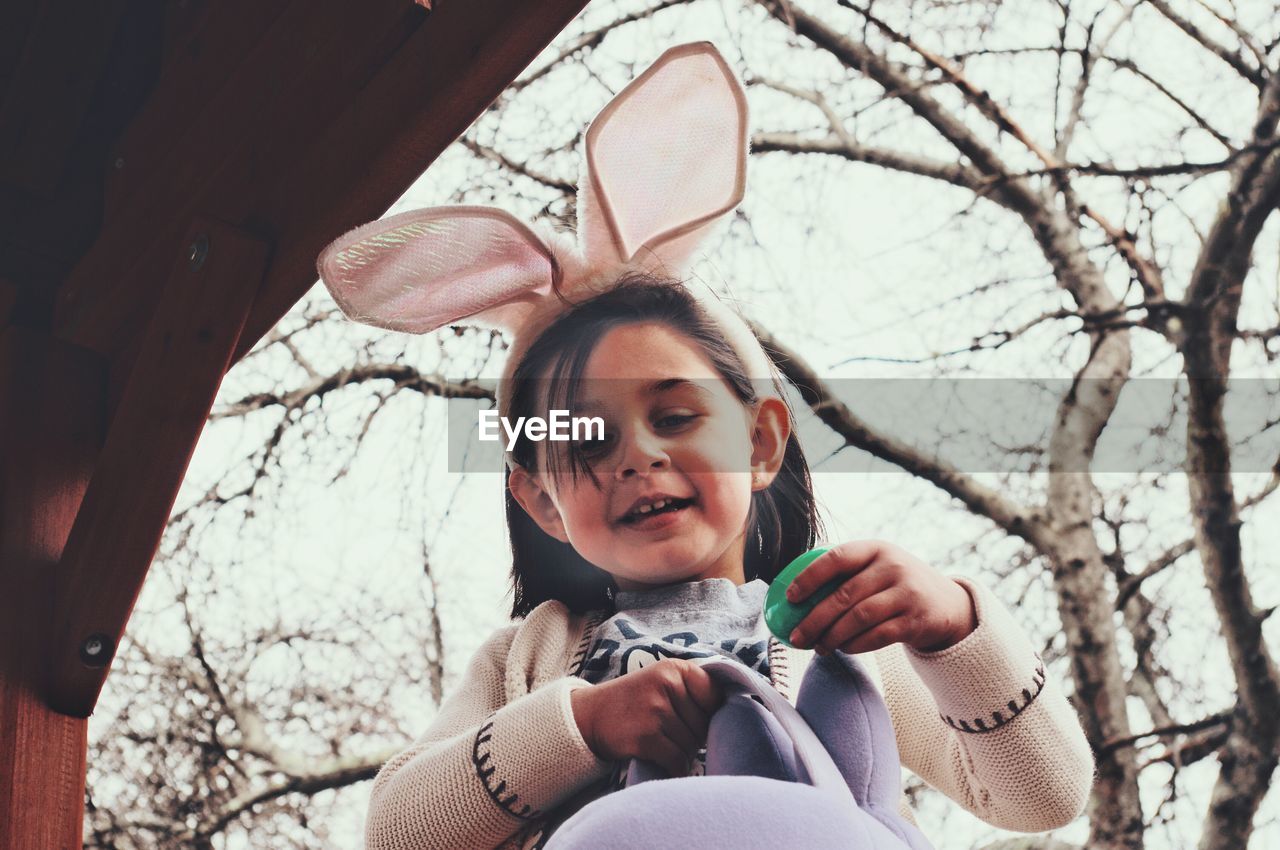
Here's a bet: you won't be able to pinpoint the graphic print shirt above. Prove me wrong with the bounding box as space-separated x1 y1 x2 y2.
519 577 773 849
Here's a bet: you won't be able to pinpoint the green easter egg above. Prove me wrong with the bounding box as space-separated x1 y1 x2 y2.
763 547 840 647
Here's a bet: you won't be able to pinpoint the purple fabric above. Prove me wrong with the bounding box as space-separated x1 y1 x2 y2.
706 692 800 782
546 652 935 849
798 652 935 850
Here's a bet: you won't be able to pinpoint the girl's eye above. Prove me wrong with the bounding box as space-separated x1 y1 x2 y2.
574 433 614 457
569 414 698 459
657 413 698 428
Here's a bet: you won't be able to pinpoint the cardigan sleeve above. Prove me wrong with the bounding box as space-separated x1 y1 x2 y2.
365 624 614 850
877 576 1096 832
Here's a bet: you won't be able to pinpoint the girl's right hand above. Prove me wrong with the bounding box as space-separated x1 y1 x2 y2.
570 658 726 777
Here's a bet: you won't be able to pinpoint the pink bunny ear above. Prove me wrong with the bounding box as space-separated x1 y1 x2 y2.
578 42 748 273
316 206 559 334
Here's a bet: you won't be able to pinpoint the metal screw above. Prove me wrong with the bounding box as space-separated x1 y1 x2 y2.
188 233 209 271
113 156 125 170
79 633 113 668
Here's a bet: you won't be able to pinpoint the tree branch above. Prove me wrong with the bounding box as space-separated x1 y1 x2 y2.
1099 712 1232 756
190 750 398 843
1143 0 1266 88
838 1 1167 301
459 137 575 194
751 131 986 192
960 44 1238 148
211 363 494 420
1180 71 1280 850
751 320 1044 542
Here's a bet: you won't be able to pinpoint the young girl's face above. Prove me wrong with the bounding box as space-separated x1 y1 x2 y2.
509 322 789 592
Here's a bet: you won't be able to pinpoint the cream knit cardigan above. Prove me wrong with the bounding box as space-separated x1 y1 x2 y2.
365 577 1095 850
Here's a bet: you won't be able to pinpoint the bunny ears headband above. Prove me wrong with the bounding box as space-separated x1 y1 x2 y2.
315 42 782 467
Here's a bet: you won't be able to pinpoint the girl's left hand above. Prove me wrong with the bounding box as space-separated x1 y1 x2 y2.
785 540 978 655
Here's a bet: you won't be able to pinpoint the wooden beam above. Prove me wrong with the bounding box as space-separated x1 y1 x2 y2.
0 277 15 328
107 0 297 219
0 0 127 198
55 0 425 355
0 2 40 93
158 0 282 81
53 0 592 362
47 217 267 717
0 328 106 850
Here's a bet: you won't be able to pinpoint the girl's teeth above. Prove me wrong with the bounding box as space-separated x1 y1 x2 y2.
632 498 677 518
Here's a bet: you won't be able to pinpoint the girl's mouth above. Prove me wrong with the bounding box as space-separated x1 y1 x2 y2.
618 497 695 530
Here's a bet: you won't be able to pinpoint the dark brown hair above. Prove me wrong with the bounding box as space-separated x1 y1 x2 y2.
503 275 823 618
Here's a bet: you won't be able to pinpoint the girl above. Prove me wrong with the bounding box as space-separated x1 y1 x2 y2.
315 43 1094 850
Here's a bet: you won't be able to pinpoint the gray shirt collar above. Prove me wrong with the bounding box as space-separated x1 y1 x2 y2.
614 576 769 615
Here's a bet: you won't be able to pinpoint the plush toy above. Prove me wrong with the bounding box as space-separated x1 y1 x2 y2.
564 652 935 850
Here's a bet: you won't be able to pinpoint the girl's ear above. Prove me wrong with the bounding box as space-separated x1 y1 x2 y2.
750 397 791 490
508 465 571 544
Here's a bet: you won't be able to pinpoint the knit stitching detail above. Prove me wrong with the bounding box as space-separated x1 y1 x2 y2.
941 658 1046 734
472 713 543 820
767 636 790 698
569 611 607 677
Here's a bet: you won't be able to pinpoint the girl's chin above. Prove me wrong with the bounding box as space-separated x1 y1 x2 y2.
610 549 721 585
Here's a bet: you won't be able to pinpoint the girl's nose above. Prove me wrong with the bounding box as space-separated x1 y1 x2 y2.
614 431 669 480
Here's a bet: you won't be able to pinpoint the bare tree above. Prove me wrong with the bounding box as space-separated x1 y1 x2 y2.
740 3 1279 848
87 2 1280 849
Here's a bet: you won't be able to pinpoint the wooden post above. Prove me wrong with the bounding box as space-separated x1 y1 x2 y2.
0 329 106 850
48 218 267 717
